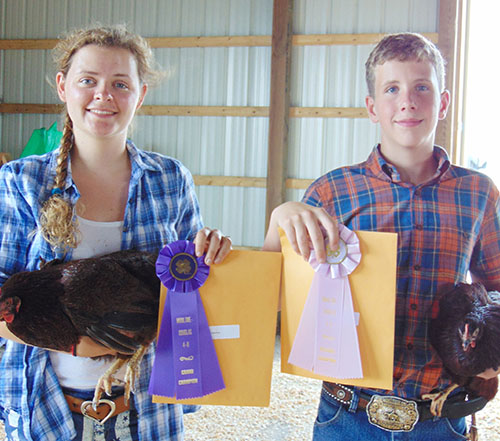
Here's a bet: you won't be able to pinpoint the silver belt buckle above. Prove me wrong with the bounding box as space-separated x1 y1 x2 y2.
81 399 116 425
366 395 419 432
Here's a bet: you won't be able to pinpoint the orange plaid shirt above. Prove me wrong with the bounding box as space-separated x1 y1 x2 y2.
303 145 500 399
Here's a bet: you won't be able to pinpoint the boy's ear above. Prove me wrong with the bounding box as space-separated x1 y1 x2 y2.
365 95 379 123
438 89 450 120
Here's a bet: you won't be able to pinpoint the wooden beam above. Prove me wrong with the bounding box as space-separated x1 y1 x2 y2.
147 35 271 48
0 103 269 117
193 175 266 187
0 103 64 114
0 39 59 50
285 178 314 189
0 32 439 50
193 175 313 189
290 107 367 118
0 36 270 50
292 32 438 46
265 0 294 230
139 105 269 117
0 102 370 119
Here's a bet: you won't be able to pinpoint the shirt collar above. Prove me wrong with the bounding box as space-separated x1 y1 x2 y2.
126 139 165 173
366 144 451 185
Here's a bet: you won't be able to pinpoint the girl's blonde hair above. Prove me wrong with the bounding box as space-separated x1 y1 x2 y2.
40 24 162 251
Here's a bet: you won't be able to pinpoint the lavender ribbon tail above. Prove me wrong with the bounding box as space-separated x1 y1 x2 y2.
288 225 363 379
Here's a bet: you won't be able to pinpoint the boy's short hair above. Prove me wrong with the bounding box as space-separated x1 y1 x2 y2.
365 32 446 97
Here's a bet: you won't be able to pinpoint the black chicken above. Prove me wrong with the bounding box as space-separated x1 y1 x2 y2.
423 282 500 420
0 250 160 406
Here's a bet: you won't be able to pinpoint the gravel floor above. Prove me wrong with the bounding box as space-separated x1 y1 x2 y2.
1 337 499 440
184 336 500 440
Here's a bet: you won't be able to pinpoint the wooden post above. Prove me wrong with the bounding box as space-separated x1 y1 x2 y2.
436 0 464 163
265 0 293 230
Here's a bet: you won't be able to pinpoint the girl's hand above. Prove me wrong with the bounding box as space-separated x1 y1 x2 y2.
194 227 232 265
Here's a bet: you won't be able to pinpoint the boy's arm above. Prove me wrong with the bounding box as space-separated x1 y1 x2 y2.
263 201 339 263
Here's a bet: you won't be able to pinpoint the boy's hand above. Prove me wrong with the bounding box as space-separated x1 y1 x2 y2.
263 201 338 263
194 227 232 265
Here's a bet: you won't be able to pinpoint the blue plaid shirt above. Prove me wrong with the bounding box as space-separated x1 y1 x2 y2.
0 141 203 440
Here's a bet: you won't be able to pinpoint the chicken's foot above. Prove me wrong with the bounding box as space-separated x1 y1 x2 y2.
421 383 460 417
466 413 478 441
93 357 128 409
123 344 148 404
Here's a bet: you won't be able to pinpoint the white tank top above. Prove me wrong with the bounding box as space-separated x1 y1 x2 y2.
49 216 126 390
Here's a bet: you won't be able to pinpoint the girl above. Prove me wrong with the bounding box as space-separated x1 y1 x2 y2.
0 24 231 440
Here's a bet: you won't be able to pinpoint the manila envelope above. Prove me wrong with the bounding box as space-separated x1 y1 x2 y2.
280 229 397 390
153 249 281 406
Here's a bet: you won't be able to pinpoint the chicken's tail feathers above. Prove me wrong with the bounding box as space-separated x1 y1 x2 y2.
86 325 141 355
103 310 157 331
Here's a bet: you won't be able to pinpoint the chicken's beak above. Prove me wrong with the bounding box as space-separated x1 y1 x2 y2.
461 323 477 352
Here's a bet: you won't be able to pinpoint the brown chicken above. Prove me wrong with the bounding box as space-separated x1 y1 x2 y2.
423 282 500 425
0 249 160 406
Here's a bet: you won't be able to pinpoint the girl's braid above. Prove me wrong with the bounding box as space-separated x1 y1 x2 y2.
39 112 79 251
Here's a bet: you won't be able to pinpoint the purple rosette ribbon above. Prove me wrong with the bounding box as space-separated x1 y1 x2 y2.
288 224 364 379
149 240 225 399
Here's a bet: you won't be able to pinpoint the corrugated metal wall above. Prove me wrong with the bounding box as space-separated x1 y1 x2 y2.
0 0 438 247
287 0 439 202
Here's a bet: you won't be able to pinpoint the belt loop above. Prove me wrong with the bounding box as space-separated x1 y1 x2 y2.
348 387 361 413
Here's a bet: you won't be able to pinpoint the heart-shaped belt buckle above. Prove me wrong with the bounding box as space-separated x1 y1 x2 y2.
81 399 116 425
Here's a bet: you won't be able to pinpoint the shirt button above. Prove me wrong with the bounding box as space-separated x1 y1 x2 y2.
407 343 414 350
414 264 421 271
415 224 423 230
410 303 417 310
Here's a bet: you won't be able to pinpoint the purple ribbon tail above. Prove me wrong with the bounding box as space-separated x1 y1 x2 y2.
149 294 174 396
149 289 225 399
196 291 225 395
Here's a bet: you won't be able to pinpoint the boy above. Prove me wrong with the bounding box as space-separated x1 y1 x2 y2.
264 33 500 439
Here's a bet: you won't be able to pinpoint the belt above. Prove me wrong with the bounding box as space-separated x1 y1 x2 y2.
64 393 130 425
323 382 487 432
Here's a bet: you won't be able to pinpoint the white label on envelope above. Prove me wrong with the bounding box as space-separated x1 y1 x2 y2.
210 325 240 340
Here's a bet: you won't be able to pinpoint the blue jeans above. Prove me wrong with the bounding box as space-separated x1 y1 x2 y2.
313 389 468 441
65 387 139 441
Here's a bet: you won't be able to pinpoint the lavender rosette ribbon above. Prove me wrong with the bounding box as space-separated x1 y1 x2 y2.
149 240 225 399
288 224 363 379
